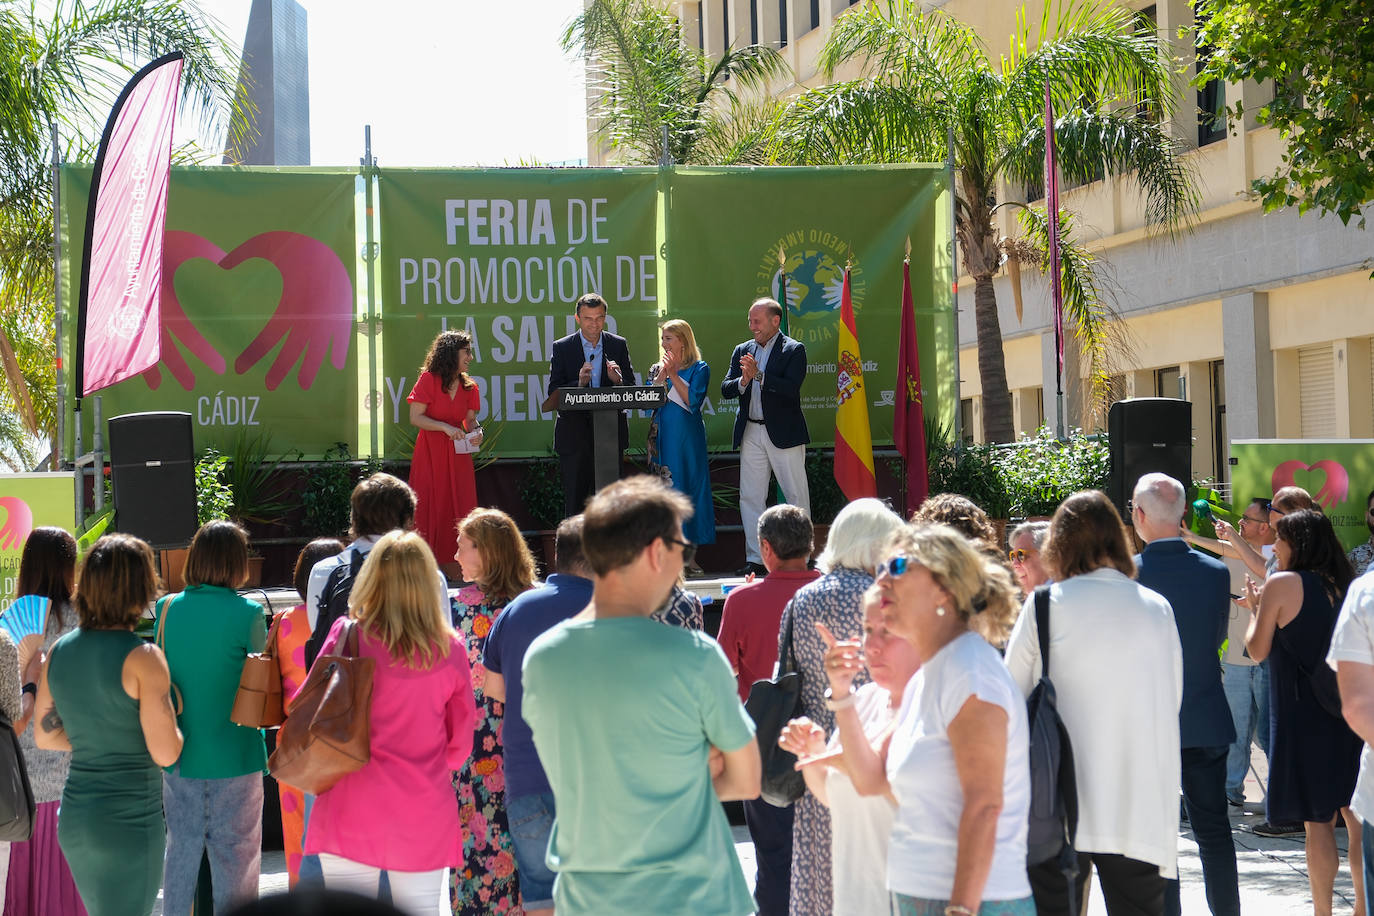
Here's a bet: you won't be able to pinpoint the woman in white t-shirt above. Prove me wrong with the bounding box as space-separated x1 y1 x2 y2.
778 585 922 915
817 522 1032 916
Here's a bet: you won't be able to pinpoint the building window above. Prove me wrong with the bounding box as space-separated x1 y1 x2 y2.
778 0 788 47
1156 365 1181 399
750 0 758 45
809 0 820 31
960 398 975 444
1298 344 1337 437
1194 21 1227 147
722 0 729 50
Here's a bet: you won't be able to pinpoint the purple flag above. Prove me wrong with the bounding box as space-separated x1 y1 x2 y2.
76 52 183 396
1044 81 1064 378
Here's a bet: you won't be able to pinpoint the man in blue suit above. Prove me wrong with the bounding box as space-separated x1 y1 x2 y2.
721 298 810 576
545 293 636 518
1133 472 1240 916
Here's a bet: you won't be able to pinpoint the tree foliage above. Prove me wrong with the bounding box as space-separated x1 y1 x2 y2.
1196 0 1374 229
561 0 790 165
779 0 1198 440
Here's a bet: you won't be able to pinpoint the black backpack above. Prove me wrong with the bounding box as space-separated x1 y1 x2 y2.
0 700 34 842
306 550 366 670
1026 586 1079 904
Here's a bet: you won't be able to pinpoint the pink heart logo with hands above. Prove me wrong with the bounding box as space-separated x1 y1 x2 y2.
1271 459 1349 509
0 498 34 551
143 230 353 392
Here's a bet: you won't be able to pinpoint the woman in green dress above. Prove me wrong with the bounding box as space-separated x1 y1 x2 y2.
35 534 183 916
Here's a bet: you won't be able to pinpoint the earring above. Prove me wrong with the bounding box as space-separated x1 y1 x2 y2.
935 605 947 617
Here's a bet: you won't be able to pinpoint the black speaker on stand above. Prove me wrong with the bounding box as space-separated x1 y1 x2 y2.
1107 398 1193 519
108 411 198 549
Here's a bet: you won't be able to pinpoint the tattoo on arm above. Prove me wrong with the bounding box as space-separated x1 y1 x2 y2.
40 707 63 734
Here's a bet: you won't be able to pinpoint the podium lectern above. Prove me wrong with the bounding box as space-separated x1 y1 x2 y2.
553 385 667 493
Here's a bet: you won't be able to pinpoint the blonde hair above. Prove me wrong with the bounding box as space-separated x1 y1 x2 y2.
886 522 1021 646
659 319 700 365
457 507 538 602
348 531 454 668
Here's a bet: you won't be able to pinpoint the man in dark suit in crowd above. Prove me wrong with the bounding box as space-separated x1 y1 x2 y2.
720 297 810 577
1133 472 1240 916
545 292 636 518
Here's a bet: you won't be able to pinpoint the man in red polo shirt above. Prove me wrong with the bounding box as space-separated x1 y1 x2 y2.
716 504 820 916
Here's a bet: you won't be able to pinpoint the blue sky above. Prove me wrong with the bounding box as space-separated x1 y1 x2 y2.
196 0 590 167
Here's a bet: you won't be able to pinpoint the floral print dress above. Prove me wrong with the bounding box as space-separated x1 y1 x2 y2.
451 585 524 916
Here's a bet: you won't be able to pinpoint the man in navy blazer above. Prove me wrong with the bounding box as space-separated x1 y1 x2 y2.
545 293 636 518
720 298 810 575
1133 472 1240 916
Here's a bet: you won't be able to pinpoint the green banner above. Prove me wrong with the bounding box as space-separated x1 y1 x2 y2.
60 166 360 460
0 474 77 609
377 168 661 457
1230 440 1374 551
57 164 955 463
661 164 956 449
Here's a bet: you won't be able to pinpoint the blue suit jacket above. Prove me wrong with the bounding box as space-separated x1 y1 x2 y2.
1136 538 1237 749
720 333 810 449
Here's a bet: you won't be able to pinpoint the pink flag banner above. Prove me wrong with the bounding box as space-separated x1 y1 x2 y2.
1044 81 1065 380
76 52 184 396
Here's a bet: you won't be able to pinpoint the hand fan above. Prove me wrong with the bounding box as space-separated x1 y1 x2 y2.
0 596 48 674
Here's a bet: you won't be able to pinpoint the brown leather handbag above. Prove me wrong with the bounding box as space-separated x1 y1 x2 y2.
267 619 374 794
230 612 284 728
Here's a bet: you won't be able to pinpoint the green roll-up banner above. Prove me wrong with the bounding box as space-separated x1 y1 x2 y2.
0 474 77 608
60 166 360 460
1230 439 1374 550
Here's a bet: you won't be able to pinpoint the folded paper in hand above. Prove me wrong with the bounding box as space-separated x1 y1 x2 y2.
452 429 482 454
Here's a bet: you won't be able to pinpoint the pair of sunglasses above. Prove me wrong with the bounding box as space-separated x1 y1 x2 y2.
878 556 914 577
1008 548 1036 563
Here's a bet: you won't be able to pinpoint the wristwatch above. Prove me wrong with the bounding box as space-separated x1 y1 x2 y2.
823 686 856 711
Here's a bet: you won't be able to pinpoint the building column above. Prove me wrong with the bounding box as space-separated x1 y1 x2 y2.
1335 338 1373 438
1182 361 1214 483
1222 290 1275 439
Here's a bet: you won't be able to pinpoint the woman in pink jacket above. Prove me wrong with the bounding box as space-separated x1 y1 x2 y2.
304 530 477 916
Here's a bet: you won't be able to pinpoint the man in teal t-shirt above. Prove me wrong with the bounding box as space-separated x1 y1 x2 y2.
523 476 761 915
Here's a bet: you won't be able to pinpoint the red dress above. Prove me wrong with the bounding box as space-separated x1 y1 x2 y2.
408 370 481 562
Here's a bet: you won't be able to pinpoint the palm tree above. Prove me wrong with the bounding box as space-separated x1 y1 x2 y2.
780 0 1198 442
0 0 249 466
561 0 791 165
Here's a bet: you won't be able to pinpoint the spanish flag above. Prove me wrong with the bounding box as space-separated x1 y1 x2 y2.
834 266 877 500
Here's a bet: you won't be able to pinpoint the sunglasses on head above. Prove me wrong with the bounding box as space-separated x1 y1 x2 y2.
878 556 914 578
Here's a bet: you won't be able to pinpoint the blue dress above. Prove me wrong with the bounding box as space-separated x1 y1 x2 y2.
654 360 716 545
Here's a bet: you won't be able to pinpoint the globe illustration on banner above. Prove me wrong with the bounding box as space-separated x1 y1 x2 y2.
774 249 846 318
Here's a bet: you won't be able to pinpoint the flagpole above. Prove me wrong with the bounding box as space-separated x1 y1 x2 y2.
51 122 65 474
946 124 961 450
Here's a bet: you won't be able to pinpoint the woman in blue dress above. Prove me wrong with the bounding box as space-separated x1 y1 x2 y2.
649 319 716 555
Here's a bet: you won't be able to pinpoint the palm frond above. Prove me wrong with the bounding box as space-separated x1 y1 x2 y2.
1001 108 1200 234
1016 204 1134 416
778 80 948 165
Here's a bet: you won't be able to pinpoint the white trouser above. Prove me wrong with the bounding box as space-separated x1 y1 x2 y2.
740 421 811 563
319 853 452 916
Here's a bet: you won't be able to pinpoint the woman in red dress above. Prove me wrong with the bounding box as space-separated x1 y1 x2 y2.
408 330 483 570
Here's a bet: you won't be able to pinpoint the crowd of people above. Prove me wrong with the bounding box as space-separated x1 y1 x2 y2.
11 297 1374 915
10 460 1374 916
